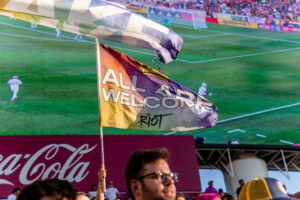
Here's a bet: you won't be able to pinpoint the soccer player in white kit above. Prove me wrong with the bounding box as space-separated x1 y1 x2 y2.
198 82 212 97
7 76 22 101
55 29 61 37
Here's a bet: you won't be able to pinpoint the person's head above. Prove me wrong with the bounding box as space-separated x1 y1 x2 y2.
197 193 220 200
176 193 185 200
126 147 177 200
12 187 21 196
76 192 89 200
202 82 207 87
218 189 223 194
221 194 234 200
17 179 77 200
208 180 213 187
239 179 244 186
238 177 298 200
13 76 18 79
90 184 97 191
108 181 114 188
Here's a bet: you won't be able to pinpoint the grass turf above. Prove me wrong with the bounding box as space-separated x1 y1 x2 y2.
0 15 299 145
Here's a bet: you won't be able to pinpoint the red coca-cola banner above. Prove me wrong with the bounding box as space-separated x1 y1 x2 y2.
206 17 218 24
281 26 300 33
0 135 200 198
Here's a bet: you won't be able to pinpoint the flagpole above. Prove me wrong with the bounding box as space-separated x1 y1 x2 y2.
95 38 106 192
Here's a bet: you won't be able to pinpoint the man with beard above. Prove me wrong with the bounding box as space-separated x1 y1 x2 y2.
126 147 178 200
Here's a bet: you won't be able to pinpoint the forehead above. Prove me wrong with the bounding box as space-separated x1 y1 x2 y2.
141 158 170 174
76 195 90 200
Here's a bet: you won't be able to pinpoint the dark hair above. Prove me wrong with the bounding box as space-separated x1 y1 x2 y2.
176 193 186 200
77 191 89 197
239 179 244 183
221 194 234 200
90 184 97 191
125 147 169 198
17 179 77 200
12 187 20 193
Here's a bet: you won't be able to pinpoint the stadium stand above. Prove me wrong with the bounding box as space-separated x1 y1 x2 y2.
108 0 300 22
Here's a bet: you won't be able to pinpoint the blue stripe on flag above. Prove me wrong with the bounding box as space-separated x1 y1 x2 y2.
89 0 110 7
94 13 131 30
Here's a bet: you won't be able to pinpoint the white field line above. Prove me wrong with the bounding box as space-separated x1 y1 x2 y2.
279 140 295 145
201 28 300 44
173 23 300 44
2 20 300 137
0 21 155 56
227 129 246 133
1 20 300 64
0 29 155 56
164 102 300 135
3 26 299 64
176 46 300 63
256 134 267 138
0 21 65 38
164 132 177 135
179 33 230 38
218 102 300 124
0 31 78 42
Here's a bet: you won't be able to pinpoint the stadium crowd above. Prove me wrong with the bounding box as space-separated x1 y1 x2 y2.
4 148 300 200
7 177 300 200
111 0 300 21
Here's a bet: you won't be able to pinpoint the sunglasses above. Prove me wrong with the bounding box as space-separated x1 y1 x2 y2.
136 171 179 185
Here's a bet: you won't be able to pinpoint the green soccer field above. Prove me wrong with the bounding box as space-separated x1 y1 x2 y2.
0 15 299 145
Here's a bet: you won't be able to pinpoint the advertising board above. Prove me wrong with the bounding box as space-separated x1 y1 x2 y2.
0 135 200 197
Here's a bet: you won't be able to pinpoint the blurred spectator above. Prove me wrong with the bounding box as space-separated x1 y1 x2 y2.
7 187 21 200
176 193 186 200
76 192 90 200
218 189 224 198
88 184 97 200
236 179 244 198
205 180 218 194
17 179 77 200
238 177 298 200
221 194 234 200
197 193 221 200
105 181 119 200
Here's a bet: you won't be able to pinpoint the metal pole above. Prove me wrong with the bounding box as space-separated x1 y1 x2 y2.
281 149 290 179
95 38 106 192
227 148 235 177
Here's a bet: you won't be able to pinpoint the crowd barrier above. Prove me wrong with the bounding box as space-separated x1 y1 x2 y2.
259 24 300 33
205 17 218 24
218 19 258 29
125 5 300 33
125 5 147 14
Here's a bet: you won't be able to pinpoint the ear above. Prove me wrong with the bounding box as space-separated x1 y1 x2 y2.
130 179 142 198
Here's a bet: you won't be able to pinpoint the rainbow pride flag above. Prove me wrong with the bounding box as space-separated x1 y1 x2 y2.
99 43 218 131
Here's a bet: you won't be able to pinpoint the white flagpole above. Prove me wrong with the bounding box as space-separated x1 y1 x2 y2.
95 38 106 192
